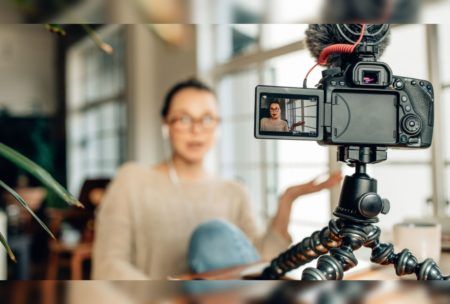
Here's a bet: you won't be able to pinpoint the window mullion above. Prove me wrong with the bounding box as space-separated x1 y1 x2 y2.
427 24 446 218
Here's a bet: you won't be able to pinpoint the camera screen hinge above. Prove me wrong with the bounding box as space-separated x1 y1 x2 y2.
324 103 332 126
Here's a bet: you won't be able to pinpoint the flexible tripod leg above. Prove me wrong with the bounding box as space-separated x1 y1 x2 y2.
262 147 448 281
259 219 342 279
301 221 369 280
302 223 450 280
365 225 449 280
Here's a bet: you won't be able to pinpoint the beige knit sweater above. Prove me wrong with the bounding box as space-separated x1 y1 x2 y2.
92 162 291 279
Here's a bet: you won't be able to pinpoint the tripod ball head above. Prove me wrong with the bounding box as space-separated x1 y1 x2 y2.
358 193 390 218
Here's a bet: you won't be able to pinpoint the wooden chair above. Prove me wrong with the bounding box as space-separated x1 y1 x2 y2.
46 239 92 280
45 178 110 280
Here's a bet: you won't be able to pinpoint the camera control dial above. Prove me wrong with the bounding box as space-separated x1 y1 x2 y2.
401 114 422 136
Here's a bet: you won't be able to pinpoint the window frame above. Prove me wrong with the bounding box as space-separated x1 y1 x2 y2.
197 24 449 223
66 25 127 194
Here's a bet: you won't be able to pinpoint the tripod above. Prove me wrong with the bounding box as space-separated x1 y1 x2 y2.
260 146 449 280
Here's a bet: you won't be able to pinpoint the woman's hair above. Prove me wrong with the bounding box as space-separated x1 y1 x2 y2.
269 101 281 108
161 78 215 118
78 178 111 210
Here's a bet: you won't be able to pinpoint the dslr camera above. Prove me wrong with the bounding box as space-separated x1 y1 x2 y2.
255 24 434 148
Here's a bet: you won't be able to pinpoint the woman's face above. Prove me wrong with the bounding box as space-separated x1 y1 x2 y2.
270 103 281 119
165 88 219 164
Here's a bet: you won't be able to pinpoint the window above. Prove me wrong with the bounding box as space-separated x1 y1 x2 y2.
209 25 333 239
439 24 450 216
265 0 324 23
217 69 271 220
365 25 432 229
263 49 329 241
67 26 126 194
215 24 260 63
261 24 308 50
200 24 449 242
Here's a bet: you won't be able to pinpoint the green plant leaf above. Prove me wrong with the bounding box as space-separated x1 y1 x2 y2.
81 24 114 54
45 24 67 36
0 179 55 239
0 143 83 208
0 231 16 263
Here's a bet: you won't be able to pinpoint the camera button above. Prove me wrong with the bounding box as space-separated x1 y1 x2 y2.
339 81 345 86
405 106 411 112
420 81 425 86
411 80 417 86
331 81 337 86
408 138 419 144
400 135 408 143
401 96 408 102
395 81 404 89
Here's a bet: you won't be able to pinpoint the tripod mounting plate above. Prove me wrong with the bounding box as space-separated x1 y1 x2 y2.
338 146 387 166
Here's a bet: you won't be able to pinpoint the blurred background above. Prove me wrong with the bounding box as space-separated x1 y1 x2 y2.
0 0 450 23
0 1 449 282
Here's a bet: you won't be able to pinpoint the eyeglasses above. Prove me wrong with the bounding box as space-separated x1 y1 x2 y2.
167 114 220 131
270 108 280 112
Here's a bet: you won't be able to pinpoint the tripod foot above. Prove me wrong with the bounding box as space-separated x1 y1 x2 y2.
302 255 344 280
418 259 445 280
367 229 449 280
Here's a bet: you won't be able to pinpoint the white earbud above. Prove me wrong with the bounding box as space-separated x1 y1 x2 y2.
161 124 169 140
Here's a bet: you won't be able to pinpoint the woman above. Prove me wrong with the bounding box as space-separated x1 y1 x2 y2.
260 101 305 132
93 79 341 279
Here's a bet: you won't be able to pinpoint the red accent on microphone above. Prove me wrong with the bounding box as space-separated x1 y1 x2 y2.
303 24 367 88
318 24 367 66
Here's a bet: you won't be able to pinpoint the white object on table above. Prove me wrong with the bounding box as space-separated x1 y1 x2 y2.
393 222 442 263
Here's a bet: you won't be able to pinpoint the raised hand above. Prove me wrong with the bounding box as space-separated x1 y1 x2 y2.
282 171 343 202
290 121 305 131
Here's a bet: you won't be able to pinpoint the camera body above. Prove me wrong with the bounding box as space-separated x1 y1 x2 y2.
255 59 434 148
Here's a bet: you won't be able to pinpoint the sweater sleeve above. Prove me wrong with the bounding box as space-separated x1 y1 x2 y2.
260 118 268 131
92 163 149 280
232 182 292 261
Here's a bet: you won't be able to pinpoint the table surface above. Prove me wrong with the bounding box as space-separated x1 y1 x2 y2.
173 251 450 280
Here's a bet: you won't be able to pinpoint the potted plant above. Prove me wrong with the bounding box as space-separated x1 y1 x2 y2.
0 143 82 261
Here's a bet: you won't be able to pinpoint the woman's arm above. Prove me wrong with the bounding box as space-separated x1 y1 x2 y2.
260 118 268 131
92 164 149 280
234 172 341 259
270 172 342 241
289 121 305 132
234 182 291 260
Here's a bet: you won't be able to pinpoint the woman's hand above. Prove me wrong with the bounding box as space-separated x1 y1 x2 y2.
281 171 343 204
271 171 343 241
290 121 305 131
